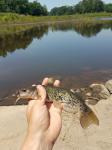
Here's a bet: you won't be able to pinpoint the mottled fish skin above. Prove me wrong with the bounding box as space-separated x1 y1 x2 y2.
18 86 90 113
17 85 99 128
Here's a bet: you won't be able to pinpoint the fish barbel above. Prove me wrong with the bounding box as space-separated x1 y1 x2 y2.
17 85 99 129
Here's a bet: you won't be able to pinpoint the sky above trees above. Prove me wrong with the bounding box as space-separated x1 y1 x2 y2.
29 0 112 10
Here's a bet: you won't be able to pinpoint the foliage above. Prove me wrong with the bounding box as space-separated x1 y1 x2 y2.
0 0 112 16
50 0 106 15
50 6 75 16
75 0 104 13
104 4 112 12
27 2 48 16
0 0 48 16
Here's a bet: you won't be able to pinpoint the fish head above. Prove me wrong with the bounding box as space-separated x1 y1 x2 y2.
17 88 34 99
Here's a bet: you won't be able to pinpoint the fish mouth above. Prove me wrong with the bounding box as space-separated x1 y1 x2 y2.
16 90 21 98
14 90 21 104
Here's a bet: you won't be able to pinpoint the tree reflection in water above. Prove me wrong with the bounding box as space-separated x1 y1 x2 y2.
0 21 112 57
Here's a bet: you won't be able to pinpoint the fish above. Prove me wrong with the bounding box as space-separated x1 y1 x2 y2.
16 85 99 129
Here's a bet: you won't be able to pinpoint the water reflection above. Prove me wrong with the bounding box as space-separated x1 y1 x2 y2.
0 21 112 105
51 21 112 37
0 25 48 57
0 21 112 57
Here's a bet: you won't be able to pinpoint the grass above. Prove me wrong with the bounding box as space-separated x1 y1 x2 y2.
0 12 112 24
0 12 112 35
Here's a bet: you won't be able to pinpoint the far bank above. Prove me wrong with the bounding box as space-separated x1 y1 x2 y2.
0 12 112 25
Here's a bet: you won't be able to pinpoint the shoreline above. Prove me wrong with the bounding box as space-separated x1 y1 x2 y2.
0 12 112 27
0 79 112 105
0 19 84 27
0 17 112 27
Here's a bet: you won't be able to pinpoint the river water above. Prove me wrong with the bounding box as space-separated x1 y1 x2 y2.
0 22 112 105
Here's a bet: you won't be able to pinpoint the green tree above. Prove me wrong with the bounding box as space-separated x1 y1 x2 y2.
92 0 104 12
0 0 8 12
75 0 104 13
50 6 74 16
28 1 47 16
75 2 82 13
0 0 48 15
104 4 112 12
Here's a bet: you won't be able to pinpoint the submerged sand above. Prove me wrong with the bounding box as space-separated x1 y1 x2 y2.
0 96 112 150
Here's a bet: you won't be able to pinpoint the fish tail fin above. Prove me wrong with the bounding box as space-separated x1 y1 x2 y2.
80 107 99 129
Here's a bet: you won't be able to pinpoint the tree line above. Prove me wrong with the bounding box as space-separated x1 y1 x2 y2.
50 0 112 15
0 0 48 15
0 0 112 16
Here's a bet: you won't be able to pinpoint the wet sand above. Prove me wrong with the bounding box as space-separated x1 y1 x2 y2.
0 96 112 150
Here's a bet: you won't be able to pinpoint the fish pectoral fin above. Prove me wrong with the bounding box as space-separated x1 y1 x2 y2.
80 110 99 129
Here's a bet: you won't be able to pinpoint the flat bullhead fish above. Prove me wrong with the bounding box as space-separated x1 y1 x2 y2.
16 85 99 129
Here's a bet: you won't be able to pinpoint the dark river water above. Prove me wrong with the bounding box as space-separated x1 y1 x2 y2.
0 22 112 105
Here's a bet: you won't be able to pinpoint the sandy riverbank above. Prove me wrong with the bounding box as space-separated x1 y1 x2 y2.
0 96 112 150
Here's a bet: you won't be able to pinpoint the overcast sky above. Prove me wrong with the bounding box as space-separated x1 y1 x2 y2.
29 0 112 10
